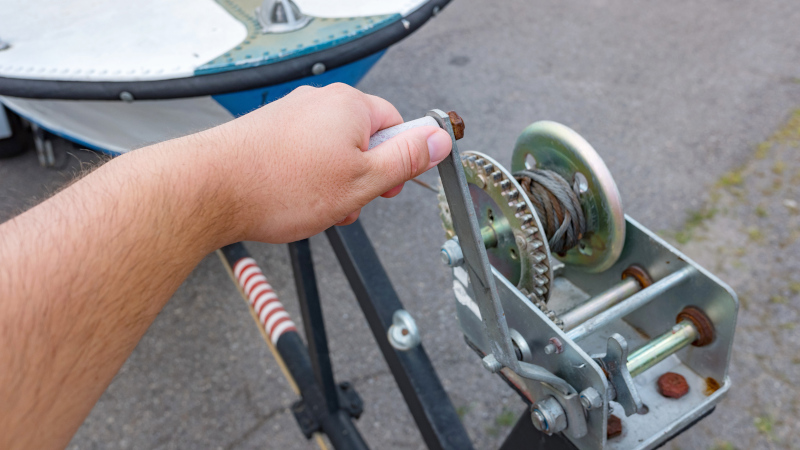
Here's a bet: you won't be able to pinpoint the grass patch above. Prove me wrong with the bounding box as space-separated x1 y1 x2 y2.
712 441 736 450
717 170 744 188
456 404 472 419
770 295 787 304
773 160 787 175
754 415 775 440
747 227 764 242
789 281 800 294
675 208 717 244
495 409 517 427
755 204 768 217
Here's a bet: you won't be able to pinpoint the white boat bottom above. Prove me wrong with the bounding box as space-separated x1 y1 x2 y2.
0 96 235 154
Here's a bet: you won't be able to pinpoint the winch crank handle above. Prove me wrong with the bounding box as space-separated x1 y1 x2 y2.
426 109 521 372
367 111 464 150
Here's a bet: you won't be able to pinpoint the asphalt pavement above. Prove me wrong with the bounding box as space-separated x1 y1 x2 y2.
2 0 800 449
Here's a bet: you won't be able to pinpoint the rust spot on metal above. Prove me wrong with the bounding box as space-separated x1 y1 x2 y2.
676 306 715 347
447 110 465 140
621 264 653 288
607 415 623 438
658 372 689 399
704 377 721 396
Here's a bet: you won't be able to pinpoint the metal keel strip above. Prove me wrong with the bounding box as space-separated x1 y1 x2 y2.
232 257 298 344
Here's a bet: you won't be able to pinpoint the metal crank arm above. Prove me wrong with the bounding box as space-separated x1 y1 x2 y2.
429 109 576 397
429 109 521 371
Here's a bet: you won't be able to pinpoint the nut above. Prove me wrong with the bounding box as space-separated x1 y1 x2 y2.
676 306 715 347
621 264 653 288
447 111 465 140
607 414 622 438
579 387 603 410
658 372 689 399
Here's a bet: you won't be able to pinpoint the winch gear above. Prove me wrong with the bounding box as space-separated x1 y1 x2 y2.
438 152 552 303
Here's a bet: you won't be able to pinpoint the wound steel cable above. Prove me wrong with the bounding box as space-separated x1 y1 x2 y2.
514 169 587 255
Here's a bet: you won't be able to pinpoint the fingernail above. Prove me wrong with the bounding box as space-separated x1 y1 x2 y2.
427 130 452 164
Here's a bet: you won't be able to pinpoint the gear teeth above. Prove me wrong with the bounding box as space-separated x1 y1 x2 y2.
523 225 537 235
525 291 563 330
441 150 552 310
505 190 520 201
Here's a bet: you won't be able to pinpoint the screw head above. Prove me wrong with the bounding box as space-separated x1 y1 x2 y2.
311 62 326 75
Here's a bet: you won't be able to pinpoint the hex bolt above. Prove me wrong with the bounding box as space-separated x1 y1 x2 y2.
607 414 623 438
579 387 603 411
440 238 464 267
530 409 548 433
530 397 567 435
447 111 465 140
657 372 689 399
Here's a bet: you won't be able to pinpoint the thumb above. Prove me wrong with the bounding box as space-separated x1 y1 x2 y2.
364 126 452 193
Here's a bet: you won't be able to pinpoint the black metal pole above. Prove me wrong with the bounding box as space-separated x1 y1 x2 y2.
289 239 340 414
220 243 368 450
326 221 474 450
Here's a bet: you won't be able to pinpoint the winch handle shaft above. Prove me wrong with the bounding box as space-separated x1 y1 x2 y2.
367 112 464 150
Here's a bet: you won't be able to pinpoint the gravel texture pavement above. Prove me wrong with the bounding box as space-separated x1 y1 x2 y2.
2 1 800 449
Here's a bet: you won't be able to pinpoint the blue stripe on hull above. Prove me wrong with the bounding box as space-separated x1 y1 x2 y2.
211 51 385 117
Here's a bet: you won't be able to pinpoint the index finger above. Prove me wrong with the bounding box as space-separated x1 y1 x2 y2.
363 93 404 137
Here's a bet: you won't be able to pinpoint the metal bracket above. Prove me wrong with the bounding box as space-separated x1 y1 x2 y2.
594 334 643 416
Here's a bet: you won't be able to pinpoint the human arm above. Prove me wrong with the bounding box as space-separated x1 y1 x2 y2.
0 84 452 449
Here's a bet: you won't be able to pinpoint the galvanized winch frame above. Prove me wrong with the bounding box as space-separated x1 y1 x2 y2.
436 110 739 449
215 108 737 450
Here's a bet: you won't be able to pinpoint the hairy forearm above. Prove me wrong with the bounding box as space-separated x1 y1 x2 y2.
0 84 450 449
0 129 242 449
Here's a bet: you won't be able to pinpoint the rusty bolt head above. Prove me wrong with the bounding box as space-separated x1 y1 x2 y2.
607 414 623 438
447 111 465 140
658 372 689 399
